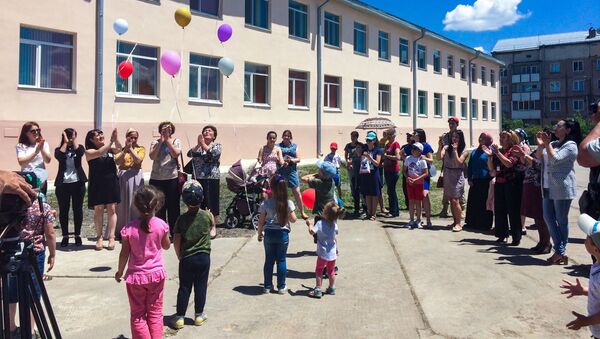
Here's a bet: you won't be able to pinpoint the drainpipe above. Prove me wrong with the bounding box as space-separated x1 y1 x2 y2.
468 51 480 147
94 0 104 129
412 28 425 130
316 0 330 157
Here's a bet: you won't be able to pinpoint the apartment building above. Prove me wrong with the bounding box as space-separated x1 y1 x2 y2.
1 0 501 176
492 29 600 126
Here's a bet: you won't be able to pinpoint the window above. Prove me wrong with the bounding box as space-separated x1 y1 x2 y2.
501 85 508 96
500 67 507 77
550 100 560 112
598 79 600 90
512 100 540 111
471 99 478 119
470 63 477 83
550 62 560 73
447 55 454 77
448 95 456 117
597 59 600 71
378 31 389 60
550 81 560 93
482 100 488 120
324 75 340 109
288 70 308 107
460 97 467 119
245 0 269 29
324 12 340 47
354 80 368 112
573 79 585 92
519 65 538 75
244 63 269 104
189 54 221 102
573 60 584 72
289 1 308 39
19 26 74 89
399 38 409 65
512 82 540 93
399 88 410 115
460 59 466 80
573 99 584 112
418 90 427 116
417 45 426 70
433 50 441 73
481 66 487 86
353 22 367 54
190 0 219 17
490 69 496 87
378 84 391 113
434 93 442 117
491 102 497 121
116 42 158 96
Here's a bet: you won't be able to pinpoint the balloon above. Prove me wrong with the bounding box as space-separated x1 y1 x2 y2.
174 7 192 28
217 23 233 43
217 57 234 77
113 18 128 35
160 51 181 77
117 60 134 79
301 189 316 210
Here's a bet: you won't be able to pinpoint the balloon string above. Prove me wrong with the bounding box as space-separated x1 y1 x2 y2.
126 43 138 63
170 77 183 122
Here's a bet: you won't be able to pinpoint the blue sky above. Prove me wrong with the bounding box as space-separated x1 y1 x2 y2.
362 0 600 53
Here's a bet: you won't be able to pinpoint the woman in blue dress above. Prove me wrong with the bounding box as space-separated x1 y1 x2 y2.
278 130 308 220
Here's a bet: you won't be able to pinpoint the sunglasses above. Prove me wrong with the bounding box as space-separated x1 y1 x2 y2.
29 128 41 134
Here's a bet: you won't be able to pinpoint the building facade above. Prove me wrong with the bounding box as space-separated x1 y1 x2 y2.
492 30 600 126
1 0 501 176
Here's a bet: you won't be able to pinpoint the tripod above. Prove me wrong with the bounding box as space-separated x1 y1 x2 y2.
0 238 61 339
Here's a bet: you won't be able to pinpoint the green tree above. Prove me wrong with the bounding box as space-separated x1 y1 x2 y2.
572 112 592 136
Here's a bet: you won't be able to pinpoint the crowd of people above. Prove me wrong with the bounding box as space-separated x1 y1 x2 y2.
4 98 600 338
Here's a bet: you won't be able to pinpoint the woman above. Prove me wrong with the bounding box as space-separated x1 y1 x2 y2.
85 128 121 250
382 128 401 218
412 129 434 228
536 120 581 264
257 175 297 294
377 131 389 215
257 131 283 181
512 143 551 254
437 130 468 232
187 125 222 217
464 132 494 231
115 128 145 237
515 128 531 235
278 130 308 220
16 121 51 193
149 121 182 234
486 130 521 245
359 131 383 221
54 128 87 247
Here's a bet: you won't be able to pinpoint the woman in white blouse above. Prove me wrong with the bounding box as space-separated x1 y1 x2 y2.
16 121 51 193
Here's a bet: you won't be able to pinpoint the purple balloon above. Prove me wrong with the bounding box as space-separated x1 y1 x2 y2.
217 23 233 43
160 51 181 76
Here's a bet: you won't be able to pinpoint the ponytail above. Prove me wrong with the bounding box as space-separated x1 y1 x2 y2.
270 175 289 226
133 185 165 233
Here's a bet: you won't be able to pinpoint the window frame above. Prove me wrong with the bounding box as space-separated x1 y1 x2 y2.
288 69 309 109
490 69 496 87
447 55 454 77
417 44 427 70
378 31 390 61
324 12 340 48
550 62 560 73
470 63 477 84
433 50 441 73
573 99 584 112
353 80 368 113
460 97 467 119
573 79 585 92
353 22 367 55
573 60 584 72
324 75 341 111
288 0 308 40
480 66 487 86
244 62 270 106
491 102 497 121
550 100 560 112
245 0 270 30
378 84 391 114
433 93 442 117
471 99 478 120
115 41 159 98
460 59 466 80
482 100 488 120
190 0 220 18
399 87 410 116
189 53 223 104
447 95 456 117
399 38 409 65
417 90 428 117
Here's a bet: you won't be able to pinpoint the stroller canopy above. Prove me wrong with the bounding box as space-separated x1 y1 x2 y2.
227 159 259 187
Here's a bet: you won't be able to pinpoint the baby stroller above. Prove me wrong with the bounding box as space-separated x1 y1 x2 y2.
224 159 267 229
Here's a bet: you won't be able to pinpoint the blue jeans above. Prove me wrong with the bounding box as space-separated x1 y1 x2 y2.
384 170 400 215
542 189 572 255
263 229 289 290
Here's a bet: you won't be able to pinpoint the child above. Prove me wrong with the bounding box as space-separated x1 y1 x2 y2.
404 142 429 229
172 180 216 329
560 214 600 336
301 160 337 224
8 199 57 338
257 175 297 294
115 185 171 339
324 142 343 203
308 201 345 298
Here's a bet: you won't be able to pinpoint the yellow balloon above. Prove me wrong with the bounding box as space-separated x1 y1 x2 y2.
174 7 191 28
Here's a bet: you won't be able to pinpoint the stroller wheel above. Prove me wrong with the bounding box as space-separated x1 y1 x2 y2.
225 214 242 229
251 212 261 229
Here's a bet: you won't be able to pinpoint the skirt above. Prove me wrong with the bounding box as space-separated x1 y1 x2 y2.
359 170 381 196
199 178 220 216
521 182 543 220
465 178 493 230
443 168 465 199
116 169 144 232
88 174 120 209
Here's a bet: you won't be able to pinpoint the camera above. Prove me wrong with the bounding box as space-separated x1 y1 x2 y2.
0 172 41 232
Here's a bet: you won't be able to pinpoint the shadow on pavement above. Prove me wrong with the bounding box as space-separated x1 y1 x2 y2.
287 250 316 258
568 237 585 244
56 244 97 252
89 266 112 272
457 238 550 266
564 264 591 278
286 269 314 280
232 285 265 296
495 255 548 266
287 284 313 297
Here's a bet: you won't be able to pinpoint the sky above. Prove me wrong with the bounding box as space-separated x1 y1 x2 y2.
362 0 600 54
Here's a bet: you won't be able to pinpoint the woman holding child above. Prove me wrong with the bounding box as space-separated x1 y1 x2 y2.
437 130 468 232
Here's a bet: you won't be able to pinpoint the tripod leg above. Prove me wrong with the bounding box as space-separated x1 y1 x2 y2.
29 254 61 339
1 275 11 339
25 274 50 339
17 271 31 338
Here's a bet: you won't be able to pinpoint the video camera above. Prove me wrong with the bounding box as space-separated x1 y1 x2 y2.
0 171 42 235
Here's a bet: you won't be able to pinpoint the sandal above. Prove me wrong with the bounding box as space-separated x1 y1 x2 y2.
107 238 116 251
95 239 103 251
43 274 53 281
325 287 336 295
452 225 463 232
308 288 323 298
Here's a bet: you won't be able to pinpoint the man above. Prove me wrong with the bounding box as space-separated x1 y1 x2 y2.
344 131 366 216
400 133 414 210
439 117 465 217
577 99 600 218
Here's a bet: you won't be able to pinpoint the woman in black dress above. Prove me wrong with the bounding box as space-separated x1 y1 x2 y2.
85 128 121 250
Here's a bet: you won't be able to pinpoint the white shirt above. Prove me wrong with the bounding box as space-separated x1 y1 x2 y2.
16 142 49 172
588 264 600 338
542 152 550 189
404 155 427 178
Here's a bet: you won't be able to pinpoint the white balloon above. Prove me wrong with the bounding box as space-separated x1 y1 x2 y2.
218 57 234 77
113 18 128 36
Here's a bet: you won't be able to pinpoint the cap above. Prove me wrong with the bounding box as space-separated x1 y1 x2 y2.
578 214 600 249
406 132 413 137
181 180 204 206
316 160 337 179
329 142 338 150
412 142 424 153
366 131 377 141
515 128 528 140
126 128 138 136
448 116 460 124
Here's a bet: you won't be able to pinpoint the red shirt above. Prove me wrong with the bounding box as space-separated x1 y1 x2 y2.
383 141 401 172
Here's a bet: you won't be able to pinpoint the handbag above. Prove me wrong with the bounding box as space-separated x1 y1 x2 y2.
177 153 189 192
436 175 444 188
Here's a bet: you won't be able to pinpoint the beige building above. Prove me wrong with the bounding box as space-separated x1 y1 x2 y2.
1 0 501 177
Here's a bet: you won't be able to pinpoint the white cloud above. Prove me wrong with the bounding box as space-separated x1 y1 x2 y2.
474 46 486 53
443 0 530 32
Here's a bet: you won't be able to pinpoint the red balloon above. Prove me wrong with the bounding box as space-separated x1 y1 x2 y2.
118 60 134 79
301 188 316 210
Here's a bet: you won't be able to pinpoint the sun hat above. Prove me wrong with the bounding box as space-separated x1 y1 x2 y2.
181 180 204 206
316 160 337 179
578 214 600 248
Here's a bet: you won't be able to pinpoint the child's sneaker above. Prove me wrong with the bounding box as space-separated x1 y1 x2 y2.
417 221 424 229
308 287 323 298
263 286 273 294
325 287 336 295
173 316 185 330
277 286 287 295
194 313 208 326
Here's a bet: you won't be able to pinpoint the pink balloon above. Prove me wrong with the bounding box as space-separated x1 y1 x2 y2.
160 51 181 76
217 23 233 43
